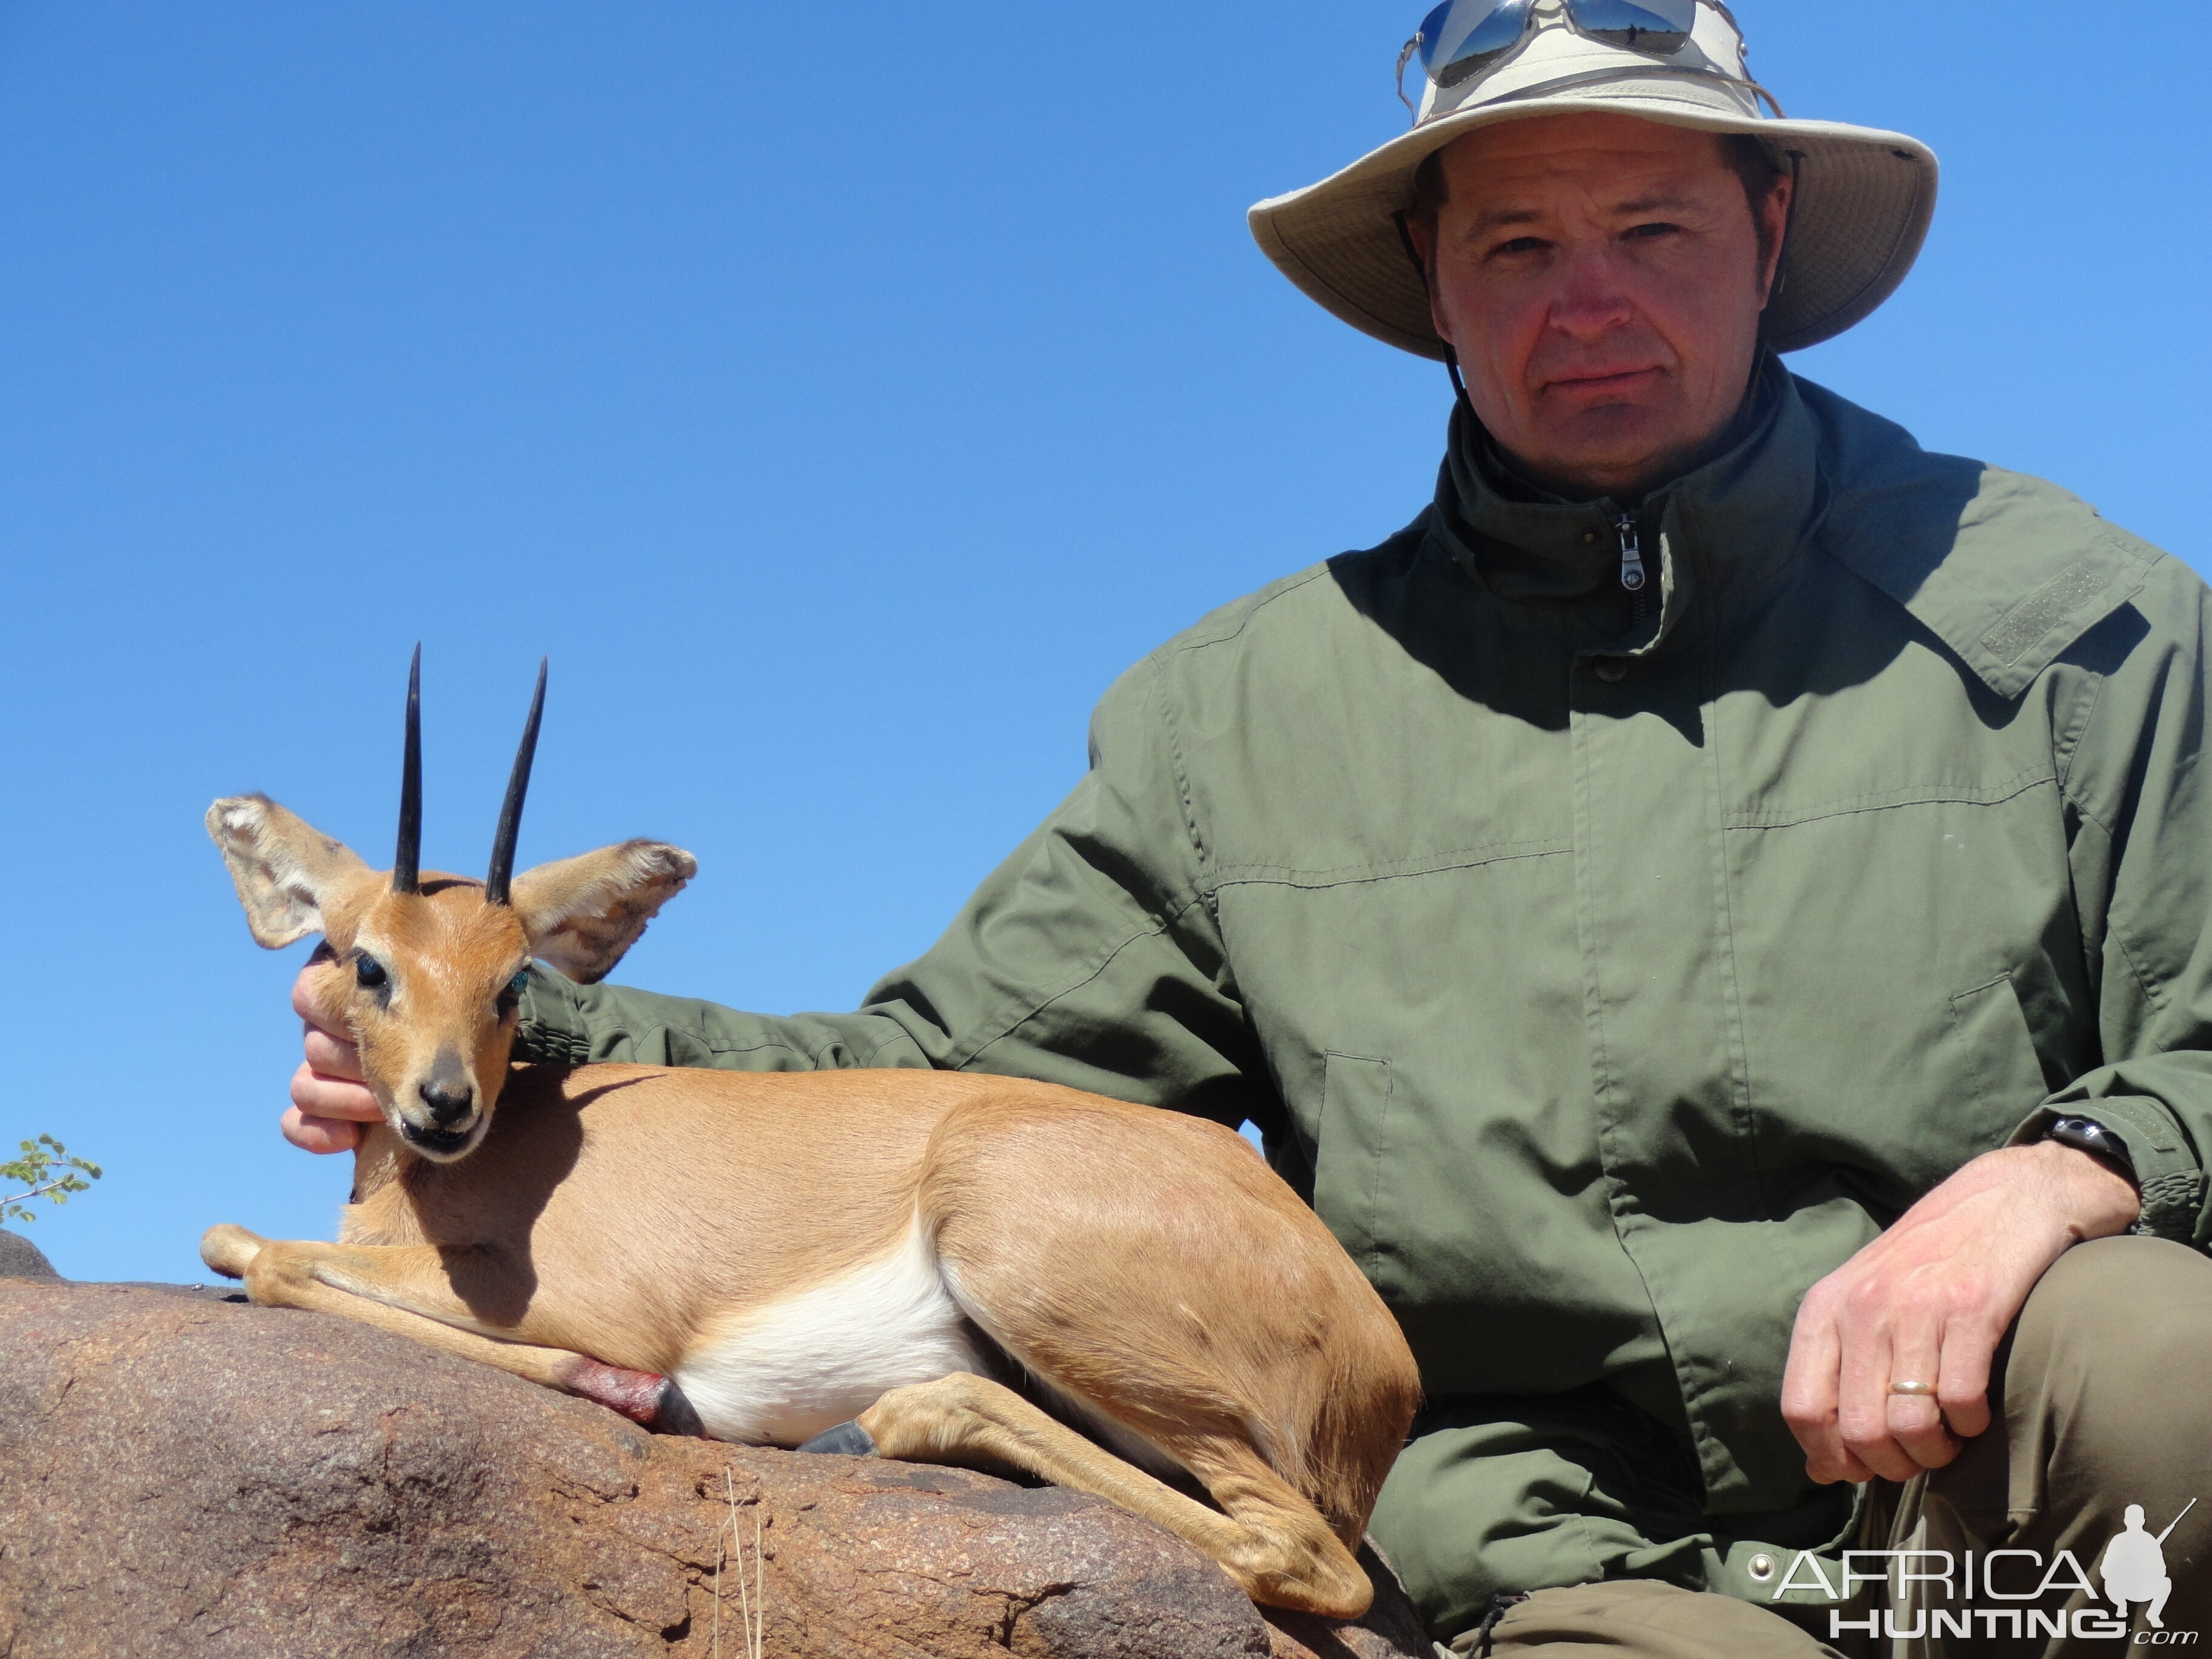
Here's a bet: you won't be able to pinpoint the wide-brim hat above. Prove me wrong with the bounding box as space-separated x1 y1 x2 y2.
1249 1 1937 358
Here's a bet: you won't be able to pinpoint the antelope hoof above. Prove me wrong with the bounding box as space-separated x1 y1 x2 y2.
200 1223 269 1279
1236 1549 1376 1621
797 1420 878 1457
652 1377 705 1438
561 1358 705 1436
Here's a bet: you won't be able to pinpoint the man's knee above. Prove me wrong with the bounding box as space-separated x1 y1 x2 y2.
2011 1235 2212 1415
1999 1235 2212 1520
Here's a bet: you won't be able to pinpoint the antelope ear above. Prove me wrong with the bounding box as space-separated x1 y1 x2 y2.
508 840 695 984
206 795 373 948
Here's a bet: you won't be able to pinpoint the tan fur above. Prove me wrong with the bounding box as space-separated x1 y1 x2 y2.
202 797 1422 1620
208 796 371 948
508 840 695 984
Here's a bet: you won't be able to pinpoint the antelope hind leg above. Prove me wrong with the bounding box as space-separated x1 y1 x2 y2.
218 1236 700 1432
856 1371 1372 1619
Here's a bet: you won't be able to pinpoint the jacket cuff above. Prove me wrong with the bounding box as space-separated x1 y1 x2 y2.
515 968 594 1067
2010 1097 2205 1243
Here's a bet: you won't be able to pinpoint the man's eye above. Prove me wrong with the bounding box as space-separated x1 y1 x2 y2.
1492 236 1549 256
1625 221 1680 240
355 953 388 989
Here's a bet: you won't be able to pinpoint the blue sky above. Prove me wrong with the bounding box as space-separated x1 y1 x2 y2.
2 1 2204 1282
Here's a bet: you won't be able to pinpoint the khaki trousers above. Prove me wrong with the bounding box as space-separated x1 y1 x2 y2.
1452 1237 2212 1659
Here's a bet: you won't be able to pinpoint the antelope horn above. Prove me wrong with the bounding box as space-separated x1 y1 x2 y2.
392 644 423 894
485 659 546 907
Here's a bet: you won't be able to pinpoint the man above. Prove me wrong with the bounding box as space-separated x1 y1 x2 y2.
2100 1506 2176 1630
282 4 2212 1654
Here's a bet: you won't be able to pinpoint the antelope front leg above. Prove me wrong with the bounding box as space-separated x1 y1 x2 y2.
198 1227 701 1433
201 1221 272 1278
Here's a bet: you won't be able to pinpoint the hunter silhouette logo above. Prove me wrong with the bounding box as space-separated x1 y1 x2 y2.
2102 1500 2194 1632
1774 1497 2200 1644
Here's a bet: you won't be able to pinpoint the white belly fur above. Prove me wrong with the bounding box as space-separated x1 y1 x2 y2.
672 1216 986 1446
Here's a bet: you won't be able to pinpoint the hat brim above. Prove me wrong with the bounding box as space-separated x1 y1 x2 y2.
1249 92 1937 358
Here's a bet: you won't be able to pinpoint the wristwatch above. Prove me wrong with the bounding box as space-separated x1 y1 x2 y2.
2042 1114 2136 1180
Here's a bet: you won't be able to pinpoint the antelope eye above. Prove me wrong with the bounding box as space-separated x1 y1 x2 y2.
355 953 388 989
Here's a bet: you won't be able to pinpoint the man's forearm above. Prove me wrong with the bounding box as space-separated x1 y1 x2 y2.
516 971 942 1074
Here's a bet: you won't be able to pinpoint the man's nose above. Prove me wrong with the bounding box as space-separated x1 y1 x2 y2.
1545 246 1637 339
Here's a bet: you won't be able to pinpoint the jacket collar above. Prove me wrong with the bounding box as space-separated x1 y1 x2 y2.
1427 354 1821 635
1424 358 2158 699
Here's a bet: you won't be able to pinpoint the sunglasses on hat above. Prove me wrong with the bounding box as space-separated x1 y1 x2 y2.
1409 0 1703 90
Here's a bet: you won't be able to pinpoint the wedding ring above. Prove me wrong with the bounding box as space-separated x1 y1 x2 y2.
1888 1379 1938 1396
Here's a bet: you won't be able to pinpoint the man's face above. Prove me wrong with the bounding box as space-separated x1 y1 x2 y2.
1410 113 1791 501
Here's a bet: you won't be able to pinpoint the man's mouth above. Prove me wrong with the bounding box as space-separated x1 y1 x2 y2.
1545 366 1663 398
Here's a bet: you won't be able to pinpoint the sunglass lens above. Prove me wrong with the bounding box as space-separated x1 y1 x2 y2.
1416 0 1535 87
1564 0 1697 54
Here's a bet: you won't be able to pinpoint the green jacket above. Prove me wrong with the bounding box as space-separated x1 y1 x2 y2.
517 362 2211 1640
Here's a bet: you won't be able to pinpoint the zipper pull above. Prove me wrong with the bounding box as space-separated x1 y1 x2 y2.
1615 511 1647 593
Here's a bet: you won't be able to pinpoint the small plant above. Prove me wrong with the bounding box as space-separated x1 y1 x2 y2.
1 1135 102 1225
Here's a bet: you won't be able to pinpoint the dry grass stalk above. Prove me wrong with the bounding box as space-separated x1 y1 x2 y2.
710 1464 764 1659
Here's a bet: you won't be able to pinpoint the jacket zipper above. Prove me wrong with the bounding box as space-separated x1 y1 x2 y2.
1615 511 1646 592
1616 510 1651 626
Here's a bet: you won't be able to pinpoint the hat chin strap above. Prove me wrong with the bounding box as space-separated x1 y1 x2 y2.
1754 149 1806 350
1392 209 1479 421
1443 346 1476 420
1773 149 1803 301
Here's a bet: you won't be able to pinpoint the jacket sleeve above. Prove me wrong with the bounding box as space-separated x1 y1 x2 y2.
512 655 1269 1131
2013 566 2212 1245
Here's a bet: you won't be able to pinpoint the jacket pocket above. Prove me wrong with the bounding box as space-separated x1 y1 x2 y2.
1947 973 2054 1141
1313 1051 1393 1276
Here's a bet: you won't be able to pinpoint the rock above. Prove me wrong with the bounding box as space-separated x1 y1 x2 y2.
0 1282 1431 1658
0 1230 58 1281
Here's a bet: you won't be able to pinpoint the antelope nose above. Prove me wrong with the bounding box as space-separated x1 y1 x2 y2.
419 1081 474 1127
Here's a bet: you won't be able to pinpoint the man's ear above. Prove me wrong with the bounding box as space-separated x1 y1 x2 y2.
1402 216 1450 342
206 795 374 948
508 840 696 984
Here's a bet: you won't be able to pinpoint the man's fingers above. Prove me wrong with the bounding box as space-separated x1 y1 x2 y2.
291 949 352 1027
289 1060 381 1122
1834 1320 1925 1484
1934 1319 1999 1442
1875 1319 1960 1470
1822 1444 1879 1486
286 948 375 1154
302 1024 364 1082
1883 1384 1960 1471
1783 1145 2108 1490
281 1104 366 1155
1781 1302 1861 1483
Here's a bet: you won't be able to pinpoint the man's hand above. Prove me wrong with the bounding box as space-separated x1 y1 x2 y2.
281 948 381 1155
1781 1141 2140 1485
